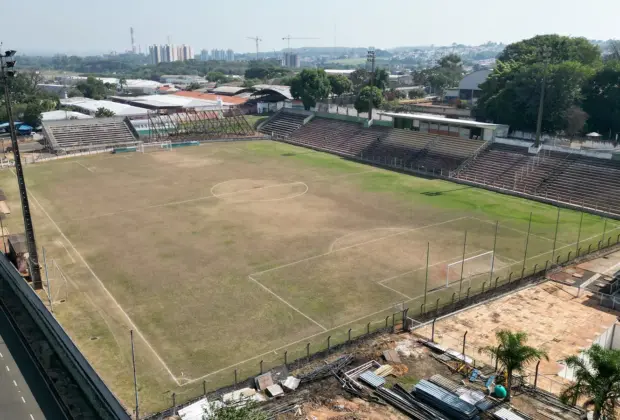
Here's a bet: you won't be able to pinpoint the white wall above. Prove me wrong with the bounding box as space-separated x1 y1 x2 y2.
559 323 619 381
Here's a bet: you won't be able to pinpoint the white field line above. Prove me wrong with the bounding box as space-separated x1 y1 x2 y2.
248 275 327 331
74 161 94 173
252 217 469 277
54 239 76 263
329 227 408 252
469 216 572 246
17 174 181 385
377 283 412 300
70 181 305 222
188 230 620 385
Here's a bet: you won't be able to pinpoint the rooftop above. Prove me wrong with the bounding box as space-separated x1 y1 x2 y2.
172 91 247 105
59 98 148 116
41 110 93 121
378 112 502 129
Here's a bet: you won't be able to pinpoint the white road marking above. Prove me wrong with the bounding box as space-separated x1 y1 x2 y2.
5 365 9 371
30 414 35 420
75 161 94 173
13 380 17 387
248 275 327 332
0 351 3 358
21 396 25 403
15 174 181 386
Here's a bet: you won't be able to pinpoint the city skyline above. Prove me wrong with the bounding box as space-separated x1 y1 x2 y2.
2 0 618 56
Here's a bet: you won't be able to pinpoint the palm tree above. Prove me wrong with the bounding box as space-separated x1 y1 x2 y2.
480 330 549 400
560 344 620 420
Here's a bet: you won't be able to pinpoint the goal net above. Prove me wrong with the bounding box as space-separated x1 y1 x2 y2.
139 141 172 153
445 251 494 288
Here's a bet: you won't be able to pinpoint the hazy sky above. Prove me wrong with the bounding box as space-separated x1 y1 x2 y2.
4 0 618 55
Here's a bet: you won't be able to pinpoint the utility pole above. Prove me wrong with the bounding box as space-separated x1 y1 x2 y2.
534 48 551 147
1 50 43 290
246 36 262 61
131 330 140 420
367 47 376 121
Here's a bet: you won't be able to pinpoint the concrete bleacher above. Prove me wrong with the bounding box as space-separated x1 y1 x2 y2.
286 117 485 173
44 117 139 153
259 112 307 138
457 143 620 214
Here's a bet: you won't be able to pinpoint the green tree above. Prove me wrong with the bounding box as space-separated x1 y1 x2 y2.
207 401 268 420
476 60 594 133
560 344 620 420
582 63 620 138
480 330 548 401
373 68 390 91
119 77 127 92
408 88 426 99
350 69 369 92
207 71 230 83
354 86 384 114
498 34 602 67
21 102 44 128
290 69 332 110
94 107 115 118
67 88 83 98
76 76 109 99
328 74 353 98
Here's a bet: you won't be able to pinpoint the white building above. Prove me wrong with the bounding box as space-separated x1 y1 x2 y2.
41 110 93 121
149 45 162 64
282 53 300 68
60 98 149 117
200 49 209 61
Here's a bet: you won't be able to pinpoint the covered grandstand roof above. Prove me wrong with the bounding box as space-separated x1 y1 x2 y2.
60 98 148 116
251 85 293 100
378 112 503 129
42 110 93 121
209 86 246 95
110 94 223 110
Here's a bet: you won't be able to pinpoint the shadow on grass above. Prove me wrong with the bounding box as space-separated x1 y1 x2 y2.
421 186 474 196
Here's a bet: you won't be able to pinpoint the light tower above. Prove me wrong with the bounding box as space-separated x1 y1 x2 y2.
130 27 136 54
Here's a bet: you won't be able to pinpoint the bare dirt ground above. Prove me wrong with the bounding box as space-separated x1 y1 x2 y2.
0 140 613 414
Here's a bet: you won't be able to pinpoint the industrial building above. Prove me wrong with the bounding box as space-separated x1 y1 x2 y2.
60 97 149 116
282 52 300 68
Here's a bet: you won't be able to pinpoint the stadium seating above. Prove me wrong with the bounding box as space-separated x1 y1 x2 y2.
44 117 139 152
457 143 620 213
259 112 307 137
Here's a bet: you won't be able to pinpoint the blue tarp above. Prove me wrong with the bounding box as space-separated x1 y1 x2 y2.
0 122 24 129
18 125 33 132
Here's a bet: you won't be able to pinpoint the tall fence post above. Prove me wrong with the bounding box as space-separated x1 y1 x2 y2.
522 212 533 277
327 335 331 352
234 369 238 388
551 207 560 263
385 316 389 328
459 230 468 297
348 328 352 342
575 212 584 256
260 360 263 374
602 218 608 247
306 343 310 359
534 360 541 389
172 393 176 416
489 221 499 284
431 318 436 342
367 322 370 335
423 242 430 309
462 331 468 361
284 351 288 365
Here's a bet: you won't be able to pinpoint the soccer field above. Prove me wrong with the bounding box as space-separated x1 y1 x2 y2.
0 140 615 413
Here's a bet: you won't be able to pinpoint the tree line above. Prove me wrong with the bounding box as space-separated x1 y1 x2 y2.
476 35 620 139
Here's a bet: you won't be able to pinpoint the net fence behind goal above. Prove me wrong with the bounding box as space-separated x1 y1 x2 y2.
139 141 172 153
42 258 69 306
445 251 494 288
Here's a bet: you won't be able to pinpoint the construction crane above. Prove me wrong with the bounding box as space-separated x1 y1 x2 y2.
247 36 262 60
282 35 319 52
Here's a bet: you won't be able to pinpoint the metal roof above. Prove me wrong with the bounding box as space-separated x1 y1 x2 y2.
210 86 245 95
59 98 148 116
378 111 502 129
359 371 386 388
41 110 93 121
459 70 492 91
251 84 293 100
493 407 526 420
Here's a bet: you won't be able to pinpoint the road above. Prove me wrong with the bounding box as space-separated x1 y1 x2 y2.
0 305 67 420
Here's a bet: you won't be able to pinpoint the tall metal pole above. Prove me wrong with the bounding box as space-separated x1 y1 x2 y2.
575 212 584 255
1 52 43 289
459 230 468 297
42 247 52 313
534 51 550 148
601 218 608 247
423 242 429 309
551 207 560 262
522 212 533 276
367 47 375 121
489 221 499 283
131 330 140 420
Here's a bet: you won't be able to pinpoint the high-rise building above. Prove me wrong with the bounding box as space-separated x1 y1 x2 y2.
282 52 300 68
200 49 209 61
226 49 235 61
149 45 162 64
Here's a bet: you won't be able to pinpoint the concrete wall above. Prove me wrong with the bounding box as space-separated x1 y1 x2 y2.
559 323 620 381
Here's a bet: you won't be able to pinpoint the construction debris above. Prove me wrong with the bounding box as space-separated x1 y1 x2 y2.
358 371 386 389
374 365 394 377
280 376 300 391
265 384 284 398
298 355 353 383
383 349 402 364
254 372 274 391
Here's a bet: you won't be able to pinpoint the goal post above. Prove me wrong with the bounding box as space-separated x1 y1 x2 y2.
139 141 172 153
445 250 494 288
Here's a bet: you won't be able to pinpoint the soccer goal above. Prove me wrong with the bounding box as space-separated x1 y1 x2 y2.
139 141 172 153
445 250 494 288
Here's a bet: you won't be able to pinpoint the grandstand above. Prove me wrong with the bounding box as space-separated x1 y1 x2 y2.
284 115 486 173
456 143 620 214
43 117 139 153
258 112 308 137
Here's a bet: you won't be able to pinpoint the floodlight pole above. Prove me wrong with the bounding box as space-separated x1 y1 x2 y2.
1 51 43 289
423 242 429 309
534 49 551 147
131 330 140 420
458 230 467 297
367 47 375 121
